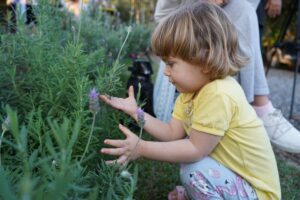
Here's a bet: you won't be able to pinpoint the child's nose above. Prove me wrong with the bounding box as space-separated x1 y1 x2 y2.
164 66 170 76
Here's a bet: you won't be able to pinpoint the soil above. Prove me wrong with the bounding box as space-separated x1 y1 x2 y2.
274 147 300 168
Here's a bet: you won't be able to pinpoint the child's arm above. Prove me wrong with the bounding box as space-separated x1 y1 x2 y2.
138 112 185 141
101 124 221 164
99 86 185 141
141 129 221 162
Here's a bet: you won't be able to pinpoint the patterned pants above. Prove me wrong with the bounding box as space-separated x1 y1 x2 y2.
180 157 259 200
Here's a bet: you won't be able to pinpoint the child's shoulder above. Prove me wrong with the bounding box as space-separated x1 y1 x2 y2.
206 76 242 93
178 77 245 103
199 76 246 101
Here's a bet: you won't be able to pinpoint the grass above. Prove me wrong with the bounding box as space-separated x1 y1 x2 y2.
277 158 300 199
135 160 179 200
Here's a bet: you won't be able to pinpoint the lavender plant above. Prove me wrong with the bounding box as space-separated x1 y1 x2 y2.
120 169 137 200
136 108 145 127
80 88 100 163
0 1 152 198
0 116 10 166
135 107 145 148
89 88 100 114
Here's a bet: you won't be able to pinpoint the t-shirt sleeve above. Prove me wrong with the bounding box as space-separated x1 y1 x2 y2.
172 95 185 121
191 93 235 136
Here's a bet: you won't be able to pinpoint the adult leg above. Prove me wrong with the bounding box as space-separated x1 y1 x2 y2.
8 2 17 33
252 0 300 153
25 4 37 25
252 0 271 109
226 0 300 153
153 60 176 122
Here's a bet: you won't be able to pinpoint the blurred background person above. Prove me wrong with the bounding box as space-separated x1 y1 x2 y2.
6 0 37 32
256 0 282 42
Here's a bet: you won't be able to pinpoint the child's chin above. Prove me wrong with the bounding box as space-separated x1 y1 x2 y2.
176 88 183 93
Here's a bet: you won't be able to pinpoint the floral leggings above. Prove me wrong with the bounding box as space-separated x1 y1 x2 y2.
180 157 259 200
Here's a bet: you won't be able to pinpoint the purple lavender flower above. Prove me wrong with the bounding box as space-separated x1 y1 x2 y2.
89 88 100 114
136 108 145 127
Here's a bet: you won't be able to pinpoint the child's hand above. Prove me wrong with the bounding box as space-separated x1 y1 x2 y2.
101 124 142 165
99 86 138 119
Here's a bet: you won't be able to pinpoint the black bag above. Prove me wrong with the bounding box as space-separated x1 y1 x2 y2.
127 59 155 116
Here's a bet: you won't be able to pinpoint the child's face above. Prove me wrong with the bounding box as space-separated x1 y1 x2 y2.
163 57 211 93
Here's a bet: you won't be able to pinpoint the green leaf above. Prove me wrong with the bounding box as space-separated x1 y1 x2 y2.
0 167 17 200
67 119 81 160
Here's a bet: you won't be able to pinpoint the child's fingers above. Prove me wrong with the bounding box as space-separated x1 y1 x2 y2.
128 85 135 98
99 95 125 110
117 154 128 165
101 147 125 156
99 95 110 106
105 159 118 165
99 94 107 100
104 139 124 147
119 124 132 137
99 94 113 103
105 155 128 165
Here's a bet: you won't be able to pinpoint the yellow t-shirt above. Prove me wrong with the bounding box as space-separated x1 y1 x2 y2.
172 76 281 200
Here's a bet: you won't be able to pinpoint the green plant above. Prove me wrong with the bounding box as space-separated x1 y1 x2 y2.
277 158 300 200
0 1 151 199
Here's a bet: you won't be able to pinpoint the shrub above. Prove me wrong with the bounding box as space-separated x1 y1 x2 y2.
0 1 151 199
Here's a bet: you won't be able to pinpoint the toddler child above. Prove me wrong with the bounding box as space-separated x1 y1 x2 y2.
100 2 281 199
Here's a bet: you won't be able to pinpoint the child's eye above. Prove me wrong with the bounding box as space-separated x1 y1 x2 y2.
166 62 175 67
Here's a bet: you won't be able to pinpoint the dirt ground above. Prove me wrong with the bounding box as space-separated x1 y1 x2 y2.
274 147 300 168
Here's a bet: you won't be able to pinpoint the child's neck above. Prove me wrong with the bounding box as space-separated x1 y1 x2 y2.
191 78 212 100
191 90 200 100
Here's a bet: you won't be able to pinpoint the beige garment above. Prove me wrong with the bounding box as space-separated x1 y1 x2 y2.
154 0 261 23
6 0 37 5
6 0 25 5
154 0 198 22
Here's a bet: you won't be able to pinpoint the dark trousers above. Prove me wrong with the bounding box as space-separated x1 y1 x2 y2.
7 3 37 33
256 0 267 44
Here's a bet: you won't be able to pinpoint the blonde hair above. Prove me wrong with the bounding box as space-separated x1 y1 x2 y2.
151 1 248 80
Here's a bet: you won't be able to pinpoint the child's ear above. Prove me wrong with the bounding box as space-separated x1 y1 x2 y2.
201 67 210 74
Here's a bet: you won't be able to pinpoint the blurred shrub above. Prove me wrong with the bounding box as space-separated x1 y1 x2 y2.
263 0 296 47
